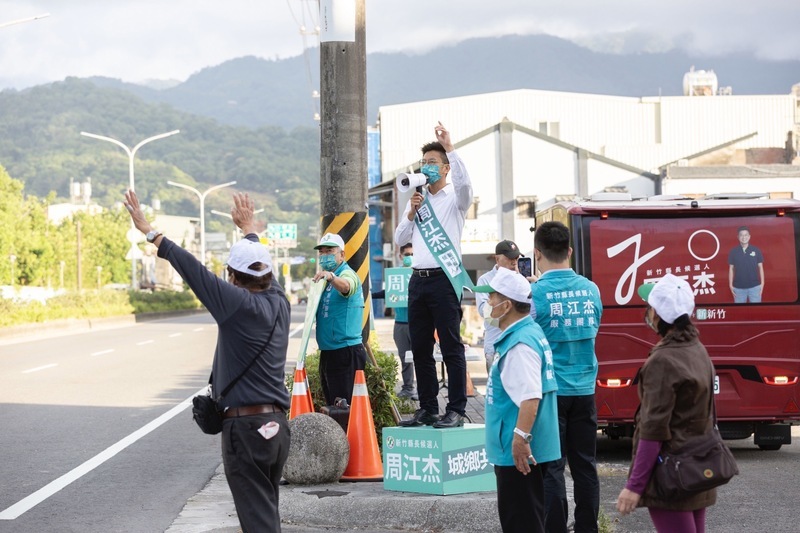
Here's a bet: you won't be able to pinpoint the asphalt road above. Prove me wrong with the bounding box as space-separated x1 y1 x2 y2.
0 307 307 533
597 427 800 532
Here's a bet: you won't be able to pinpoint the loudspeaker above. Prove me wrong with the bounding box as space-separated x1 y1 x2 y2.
396 172 427 193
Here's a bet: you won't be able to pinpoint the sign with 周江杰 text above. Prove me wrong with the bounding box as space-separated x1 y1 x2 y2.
382 424 496 495
384 267 411 308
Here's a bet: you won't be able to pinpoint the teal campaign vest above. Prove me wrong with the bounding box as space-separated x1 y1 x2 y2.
531 270 603 396
485 316 561 466
315 262 364 351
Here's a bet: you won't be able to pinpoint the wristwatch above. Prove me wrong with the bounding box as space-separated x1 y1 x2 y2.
513 427 533 443
146 230 163 243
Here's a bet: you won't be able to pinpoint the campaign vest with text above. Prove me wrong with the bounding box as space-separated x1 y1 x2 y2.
315 262 364 351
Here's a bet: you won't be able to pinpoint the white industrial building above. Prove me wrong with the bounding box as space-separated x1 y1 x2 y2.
371 80 800 270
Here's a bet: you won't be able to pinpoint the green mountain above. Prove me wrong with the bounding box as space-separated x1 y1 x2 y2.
0 78 320 232
91 34 800 130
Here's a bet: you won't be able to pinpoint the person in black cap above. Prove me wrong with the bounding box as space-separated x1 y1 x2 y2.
476 240 529 373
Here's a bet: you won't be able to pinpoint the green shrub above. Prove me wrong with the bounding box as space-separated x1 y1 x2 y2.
127 289 201 314
286 341 415 447
0 290 134 327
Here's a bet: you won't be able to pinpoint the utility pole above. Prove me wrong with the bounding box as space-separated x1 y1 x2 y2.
319 0 371 342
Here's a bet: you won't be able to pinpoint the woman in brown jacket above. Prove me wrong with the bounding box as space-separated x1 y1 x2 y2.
616 273 716 532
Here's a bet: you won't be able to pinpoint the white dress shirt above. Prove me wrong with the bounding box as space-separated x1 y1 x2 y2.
498 318 543 407
476 265 502 355
394 150 473 269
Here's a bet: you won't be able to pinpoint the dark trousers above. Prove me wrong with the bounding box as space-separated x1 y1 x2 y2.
408 272 466 415
495 465 545 533
319 343 367 405
393 321 415 391
222 412 291 533
542 394 600 533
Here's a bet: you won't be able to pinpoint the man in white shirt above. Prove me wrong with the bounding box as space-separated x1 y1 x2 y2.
394 122 473 429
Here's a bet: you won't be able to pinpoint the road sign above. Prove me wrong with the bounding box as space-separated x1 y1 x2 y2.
267 223 297 248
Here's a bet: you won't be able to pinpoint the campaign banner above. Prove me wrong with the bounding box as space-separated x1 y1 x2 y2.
384 267 412 308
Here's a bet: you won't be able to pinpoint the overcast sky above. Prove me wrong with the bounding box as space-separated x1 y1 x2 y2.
1 0 799 90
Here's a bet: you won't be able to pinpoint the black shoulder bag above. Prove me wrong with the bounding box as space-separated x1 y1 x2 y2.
650 375 739 499
192 325 277 435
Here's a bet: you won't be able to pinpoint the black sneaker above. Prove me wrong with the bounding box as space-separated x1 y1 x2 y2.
399 408 438 427
432 410 465 429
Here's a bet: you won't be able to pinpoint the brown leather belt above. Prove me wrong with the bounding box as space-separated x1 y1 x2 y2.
223 404 284 419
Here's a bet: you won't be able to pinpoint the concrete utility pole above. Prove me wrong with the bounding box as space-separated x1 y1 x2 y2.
319 0 371 341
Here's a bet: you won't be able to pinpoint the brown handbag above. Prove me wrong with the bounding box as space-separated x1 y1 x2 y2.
649 376 739 499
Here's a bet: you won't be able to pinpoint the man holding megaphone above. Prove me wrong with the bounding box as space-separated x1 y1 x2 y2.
394 122 474 429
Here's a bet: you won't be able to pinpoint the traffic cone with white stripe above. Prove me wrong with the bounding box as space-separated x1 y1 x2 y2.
302 367 314 412
289 367 314 419
340 370 383 481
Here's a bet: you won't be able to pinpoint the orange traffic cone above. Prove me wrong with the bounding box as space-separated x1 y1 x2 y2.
289 367 314 419
301 367 314 411
340 370 383 481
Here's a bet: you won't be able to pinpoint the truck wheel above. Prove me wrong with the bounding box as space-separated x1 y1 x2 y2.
758 444 782 451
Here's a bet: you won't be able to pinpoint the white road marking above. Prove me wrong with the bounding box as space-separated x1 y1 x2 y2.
136 340 154 346
90 349 114 357
193 327 204 332
0 387 206 521
22 364 58 374
168 333 182 338
289 324 303 338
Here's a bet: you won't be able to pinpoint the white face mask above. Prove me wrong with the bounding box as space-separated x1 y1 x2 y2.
482 299 508 328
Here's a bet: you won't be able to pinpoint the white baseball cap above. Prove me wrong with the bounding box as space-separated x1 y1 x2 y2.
227 239 273 277
473 267 532 304
638 273 694 324
314 233 345 250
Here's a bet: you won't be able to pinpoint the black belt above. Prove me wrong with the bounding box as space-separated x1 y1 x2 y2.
223 404 284 419
412 268 445 278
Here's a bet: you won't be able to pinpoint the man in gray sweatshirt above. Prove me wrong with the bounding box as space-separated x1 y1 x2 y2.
124 189 291 532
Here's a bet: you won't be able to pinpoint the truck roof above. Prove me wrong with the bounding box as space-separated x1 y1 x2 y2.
559 195 800 215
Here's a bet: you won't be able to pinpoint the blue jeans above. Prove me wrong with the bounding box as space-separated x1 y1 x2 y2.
733 285 761 303
542 394 600 533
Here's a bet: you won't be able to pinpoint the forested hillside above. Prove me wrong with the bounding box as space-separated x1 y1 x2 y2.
0 78 320 230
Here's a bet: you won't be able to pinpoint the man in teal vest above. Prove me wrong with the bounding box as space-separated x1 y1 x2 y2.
531 221 603 533
313 233 367 406
475 268 560 533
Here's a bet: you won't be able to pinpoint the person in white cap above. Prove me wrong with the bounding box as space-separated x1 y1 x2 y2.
123 190 291 533
312 232 367 406
616 273 717 532
476 239 524 374
474 268 561 533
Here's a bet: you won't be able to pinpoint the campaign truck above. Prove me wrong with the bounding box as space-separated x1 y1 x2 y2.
536 193 800 450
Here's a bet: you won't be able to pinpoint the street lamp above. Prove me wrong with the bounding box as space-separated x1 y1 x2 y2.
168 181 237 265
211 208 264 243
80 130 180 289
9 254 16 286
0 13 50 30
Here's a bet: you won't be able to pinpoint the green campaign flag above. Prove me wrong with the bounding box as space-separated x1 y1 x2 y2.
384 267 412 308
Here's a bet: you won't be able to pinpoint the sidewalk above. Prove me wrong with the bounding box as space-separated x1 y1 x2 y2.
166 317 574 532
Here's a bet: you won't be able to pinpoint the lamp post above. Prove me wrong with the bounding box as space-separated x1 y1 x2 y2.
0 13 50 30
168 181 237 265
9 254 16 286
80 130 180 289
211 208 264 244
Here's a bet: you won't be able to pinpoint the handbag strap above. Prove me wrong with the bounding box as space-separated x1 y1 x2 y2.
210 321 278 401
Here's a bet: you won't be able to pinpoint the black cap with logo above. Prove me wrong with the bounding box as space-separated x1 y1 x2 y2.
495 240 523 259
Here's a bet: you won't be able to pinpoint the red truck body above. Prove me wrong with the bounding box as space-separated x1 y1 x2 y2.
536 196 800 449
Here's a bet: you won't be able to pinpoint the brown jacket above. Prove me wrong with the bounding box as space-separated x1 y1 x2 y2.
631 327 718 511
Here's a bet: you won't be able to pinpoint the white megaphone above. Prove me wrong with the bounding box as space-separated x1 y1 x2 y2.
396 172 427 194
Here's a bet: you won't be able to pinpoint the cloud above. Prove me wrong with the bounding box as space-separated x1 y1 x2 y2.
1 0 798 90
